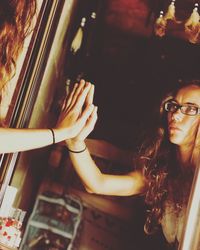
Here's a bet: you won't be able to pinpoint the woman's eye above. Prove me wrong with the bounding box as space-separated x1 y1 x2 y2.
185 106 197 113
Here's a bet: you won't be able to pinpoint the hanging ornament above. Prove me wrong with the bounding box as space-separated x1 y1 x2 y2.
154 11 167 37
164 0 176 21
70 17 86 54
184 3 200 44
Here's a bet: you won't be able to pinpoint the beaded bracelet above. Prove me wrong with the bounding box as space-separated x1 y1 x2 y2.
67 145 87 153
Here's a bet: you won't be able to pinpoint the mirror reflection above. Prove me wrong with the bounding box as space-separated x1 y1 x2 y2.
0 0 200 250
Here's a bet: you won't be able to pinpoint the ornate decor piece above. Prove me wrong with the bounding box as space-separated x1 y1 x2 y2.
154 1 200 43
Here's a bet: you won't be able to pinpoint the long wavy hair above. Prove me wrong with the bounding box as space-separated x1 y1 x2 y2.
139 79 200 235
0 0 36 92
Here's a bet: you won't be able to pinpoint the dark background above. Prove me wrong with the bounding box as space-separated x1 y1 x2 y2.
65 0 200 150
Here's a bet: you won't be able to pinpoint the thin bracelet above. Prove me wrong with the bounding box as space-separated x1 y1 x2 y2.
49 128 55 144
67 145 87 153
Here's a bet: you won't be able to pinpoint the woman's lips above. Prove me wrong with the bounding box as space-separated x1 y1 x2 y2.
169 126 182 132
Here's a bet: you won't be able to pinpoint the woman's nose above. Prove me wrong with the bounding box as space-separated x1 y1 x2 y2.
171 108 184 122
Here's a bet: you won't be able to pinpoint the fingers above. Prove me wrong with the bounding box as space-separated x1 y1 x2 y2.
76 104 95 129
86 106 98 129
62 83 78 110
64 80 92 113
68 80 87 109
63 80 85 111
72 81 92 111
85 84 95 106
76 106 98 141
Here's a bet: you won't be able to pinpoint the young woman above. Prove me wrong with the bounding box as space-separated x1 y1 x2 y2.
66 79 200 248
0 0 95 153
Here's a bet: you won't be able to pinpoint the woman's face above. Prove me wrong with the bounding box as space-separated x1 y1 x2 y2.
167 85 200 147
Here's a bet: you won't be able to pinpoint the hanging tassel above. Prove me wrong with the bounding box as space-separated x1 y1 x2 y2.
154 11 167 37
164 0 176 21
70 17 86 54
184 3 200 44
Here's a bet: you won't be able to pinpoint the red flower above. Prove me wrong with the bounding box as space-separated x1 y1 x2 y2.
3 231 7 236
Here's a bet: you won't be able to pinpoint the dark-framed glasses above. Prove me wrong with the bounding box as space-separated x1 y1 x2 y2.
164 100 200 116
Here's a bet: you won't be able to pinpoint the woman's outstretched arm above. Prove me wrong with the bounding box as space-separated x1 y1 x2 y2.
0 80 94 153
68 140 146 196
66 84 146 196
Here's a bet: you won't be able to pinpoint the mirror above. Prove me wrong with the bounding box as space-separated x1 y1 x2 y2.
0 0 200 249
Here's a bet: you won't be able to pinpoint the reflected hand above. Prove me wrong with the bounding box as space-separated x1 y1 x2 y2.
66 83 98 148
74 105 98 141
55 80 95 140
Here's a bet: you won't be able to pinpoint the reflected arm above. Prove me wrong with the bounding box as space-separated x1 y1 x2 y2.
67 140 146 196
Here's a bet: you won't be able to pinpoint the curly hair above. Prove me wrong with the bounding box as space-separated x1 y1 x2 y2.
139 79 200 235
0 0 37 91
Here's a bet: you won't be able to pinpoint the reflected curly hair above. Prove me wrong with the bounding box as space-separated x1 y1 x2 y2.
139 79 200 235
0 0 36 91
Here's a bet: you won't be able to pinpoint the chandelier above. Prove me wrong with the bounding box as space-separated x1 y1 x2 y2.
154 1 200 44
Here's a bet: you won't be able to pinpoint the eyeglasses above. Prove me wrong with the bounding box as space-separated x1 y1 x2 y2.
164 100 200 116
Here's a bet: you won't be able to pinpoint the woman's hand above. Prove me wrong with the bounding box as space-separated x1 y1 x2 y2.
54 80 95 142
66 83 98 149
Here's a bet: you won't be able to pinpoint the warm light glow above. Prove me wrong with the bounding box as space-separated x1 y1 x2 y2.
154 1 200 44
184 3 200 44
154 11 167 37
